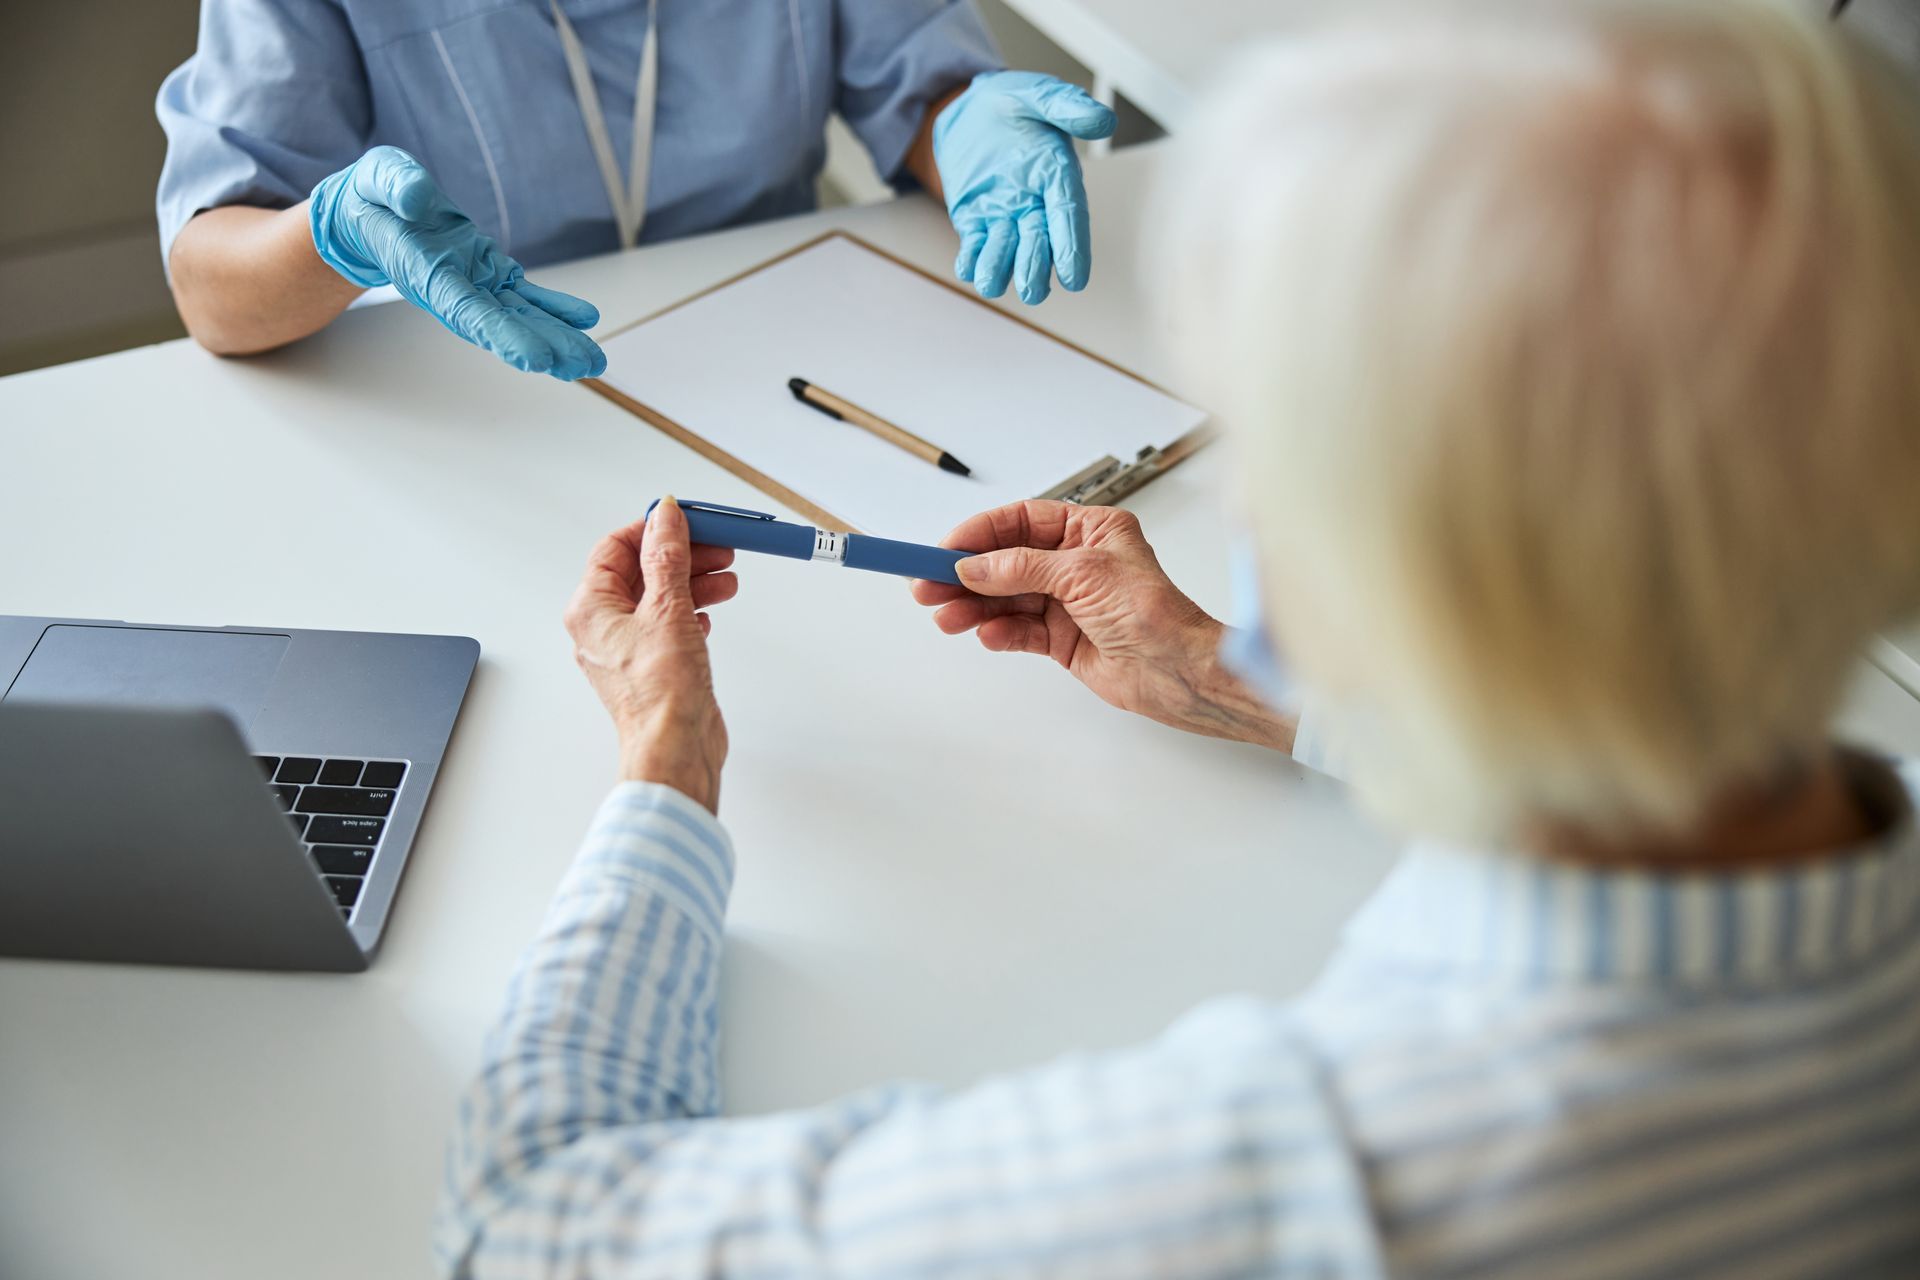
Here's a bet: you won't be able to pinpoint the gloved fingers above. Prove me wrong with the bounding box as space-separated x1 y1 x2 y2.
413 257 607 380
953 223 988 286
465 306 555 376
430 273 561 375
1013 81 1118 141
513 279 602 331
353 146 458 223
1012 209 1051 306
1043 154 1094 292
971 219 1018 299
496 288 608 379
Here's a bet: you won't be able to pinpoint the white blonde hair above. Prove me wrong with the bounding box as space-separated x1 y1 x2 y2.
1156 0 1920 842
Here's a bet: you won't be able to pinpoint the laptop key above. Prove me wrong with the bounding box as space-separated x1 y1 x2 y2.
311 844 374 876
275 757 321 785
270 784 301 811
295 786 395 817
306 815 383 846
359 761 407 789
324 875 364 908
254 755 281 778
318 759 364 786
288 812 311 839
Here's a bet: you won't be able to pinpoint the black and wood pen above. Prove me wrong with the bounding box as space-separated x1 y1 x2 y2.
787 377 972 477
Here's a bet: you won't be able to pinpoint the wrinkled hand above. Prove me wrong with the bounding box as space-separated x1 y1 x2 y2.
309 146 607 380
934 72 1117 305
562 498 738 812
911 501 1292 748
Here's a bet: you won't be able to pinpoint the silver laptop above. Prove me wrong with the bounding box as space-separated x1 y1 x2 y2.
0 617 478 972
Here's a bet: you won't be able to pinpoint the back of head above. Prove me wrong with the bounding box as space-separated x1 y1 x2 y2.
1157 0 1920 843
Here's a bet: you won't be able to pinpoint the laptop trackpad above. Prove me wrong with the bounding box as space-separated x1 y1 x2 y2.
3 626 292 729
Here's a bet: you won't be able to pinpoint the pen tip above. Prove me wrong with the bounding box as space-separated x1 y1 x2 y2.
787 377 807 399
938 453 972 477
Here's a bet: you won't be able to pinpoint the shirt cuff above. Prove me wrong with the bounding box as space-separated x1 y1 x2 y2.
1291 699 1350 783
559 782 737 939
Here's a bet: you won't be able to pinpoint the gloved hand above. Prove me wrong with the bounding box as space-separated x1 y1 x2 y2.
933 72 1117 306
309 146 606 380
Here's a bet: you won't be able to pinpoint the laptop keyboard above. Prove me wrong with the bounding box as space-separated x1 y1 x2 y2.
253 755 409 920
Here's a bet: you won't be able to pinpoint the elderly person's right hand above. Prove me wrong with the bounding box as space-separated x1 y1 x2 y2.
911 501 1294 750
562 497 738 813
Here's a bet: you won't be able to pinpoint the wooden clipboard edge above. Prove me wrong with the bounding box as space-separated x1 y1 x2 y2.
580 228 1213 530
580 378 852 532
1152 421 1220 471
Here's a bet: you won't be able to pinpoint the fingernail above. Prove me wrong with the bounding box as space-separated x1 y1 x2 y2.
662 494 678 510
957 556 986 584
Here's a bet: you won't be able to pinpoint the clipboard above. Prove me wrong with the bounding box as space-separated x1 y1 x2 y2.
580 231 1213 535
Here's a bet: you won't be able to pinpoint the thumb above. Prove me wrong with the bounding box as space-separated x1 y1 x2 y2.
1018 80 1118 141
640 496 698 620
353 146 454 223
956 545 1078 598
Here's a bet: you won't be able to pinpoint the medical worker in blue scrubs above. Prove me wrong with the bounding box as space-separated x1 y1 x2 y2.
156 1 1116 380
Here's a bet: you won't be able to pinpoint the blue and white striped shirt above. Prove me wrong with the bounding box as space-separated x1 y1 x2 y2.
436 760 1920 1278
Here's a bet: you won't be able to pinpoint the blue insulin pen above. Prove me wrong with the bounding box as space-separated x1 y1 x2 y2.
645 498 968 586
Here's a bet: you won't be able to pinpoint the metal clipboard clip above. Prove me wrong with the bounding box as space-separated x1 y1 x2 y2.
1040 446 1172 507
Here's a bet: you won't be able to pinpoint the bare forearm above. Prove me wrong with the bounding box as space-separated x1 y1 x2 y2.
168 203 364 357
619 732 722 817
903 85 968 203
1149 620 1297 754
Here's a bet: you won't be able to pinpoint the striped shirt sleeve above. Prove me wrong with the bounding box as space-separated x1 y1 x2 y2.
435 784 1384 1279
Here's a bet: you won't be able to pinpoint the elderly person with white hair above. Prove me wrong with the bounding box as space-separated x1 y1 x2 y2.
434 0 1920 1276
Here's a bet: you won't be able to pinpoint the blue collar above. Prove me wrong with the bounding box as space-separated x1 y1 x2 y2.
1338 759 1920 989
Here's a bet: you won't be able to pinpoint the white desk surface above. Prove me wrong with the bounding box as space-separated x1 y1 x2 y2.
998 0 1298 128
0 146 1394 1280
3 143 1919 1280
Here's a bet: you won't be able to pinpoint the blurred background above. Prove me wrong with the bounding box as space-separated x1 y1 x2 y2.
0 1 1164 379
7 1 1912 381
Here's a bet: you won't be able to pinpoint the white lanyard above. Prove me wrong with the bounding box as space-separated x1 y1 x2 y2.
550 0 658 250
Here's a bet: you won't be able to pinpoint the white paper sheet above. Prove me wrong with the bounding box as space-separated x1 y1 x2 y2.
594 234 1209 541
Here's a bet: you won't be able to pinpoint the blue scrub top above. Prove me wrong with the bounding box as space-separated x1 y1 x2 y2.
156 0 1001 269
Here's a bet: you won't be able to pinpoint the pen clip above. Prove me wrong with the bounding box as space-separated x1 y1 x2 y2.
677 499 776 521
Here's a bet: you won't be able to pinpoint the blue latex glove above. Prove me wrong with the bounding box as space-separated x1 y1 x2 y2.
933 72 1118 305
309 147 606 380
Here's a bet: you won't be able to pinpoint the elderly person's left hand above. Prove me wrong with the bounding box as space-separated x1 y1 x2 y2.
562 497 738 813
912 500 1294 750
